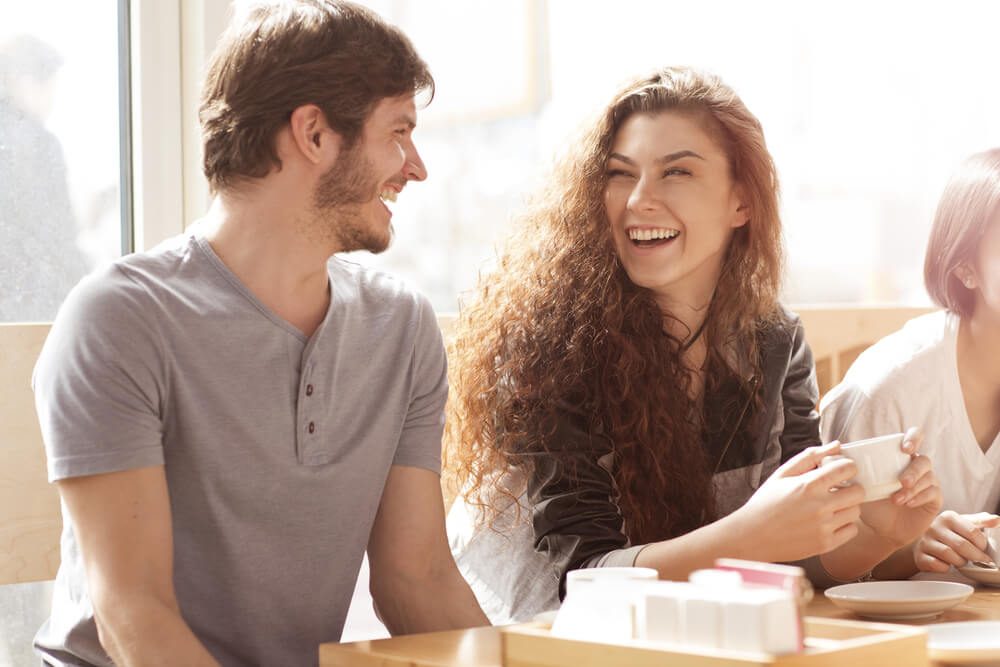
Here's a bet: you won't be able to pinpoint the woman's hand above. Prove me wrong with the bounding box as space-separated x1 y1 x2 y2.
730 441 866 562
915 511 1000 572
858 428 942 548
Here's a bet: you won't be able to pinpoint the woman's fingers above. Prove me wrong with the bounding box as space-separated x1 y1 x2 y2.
830 503 862 531
805 455 858 491
969 512 1000 529
938 526 992 564
828 520 860 552
903 484 941 510
892 456 935 505
914 543 954 573
827 482 866 511
901 426 923 454
897 454 932 490
899 463 939 506
948 514 994 557
920 536 968 568
777 441 841 477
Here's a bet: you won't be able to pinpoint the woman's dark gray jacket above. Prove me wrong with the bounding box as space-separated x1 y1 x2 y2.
448 307 823 624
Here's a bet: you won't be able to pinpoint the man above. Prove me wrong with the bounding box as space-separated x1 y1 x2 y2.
32 2 488 665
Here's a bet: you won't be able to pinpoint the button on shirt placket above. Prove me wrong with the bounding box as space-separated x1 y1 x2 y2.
299 361 320 462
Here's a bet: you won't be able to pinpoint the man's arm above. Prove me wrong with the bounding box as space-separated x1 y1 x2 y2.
367 465 489 634
57 465 220 666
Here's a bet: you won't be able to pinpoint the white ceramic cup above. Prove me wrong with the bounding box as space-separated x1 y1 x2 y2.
837 433 910 502
564 566 659 595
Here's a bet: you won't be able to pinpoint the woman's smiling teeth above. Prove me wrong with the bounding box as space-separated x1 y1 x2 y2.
627 227 680 245
379 189 398 203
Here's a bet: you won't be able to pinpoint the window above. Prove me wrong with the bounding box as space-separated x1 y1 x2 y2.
0 2 127 322
5 2 1000 320
346 0 1000 311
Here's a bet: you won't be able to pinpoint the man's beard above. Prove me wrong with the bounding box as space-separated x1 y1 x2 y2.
311 140 391 254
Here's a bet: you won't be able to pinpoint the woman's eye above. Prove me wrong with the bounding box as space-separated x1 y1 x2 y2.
664 167 690 177
607 169 632 178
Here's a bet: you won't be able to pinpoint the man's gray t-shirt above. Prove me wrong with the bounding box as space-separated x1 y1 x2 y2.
32 233 446 666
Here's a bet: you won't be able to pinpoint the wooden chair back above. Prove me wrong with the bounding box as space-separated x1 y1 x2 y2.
795 305 934 397
0 324 60 585
0 307 935 575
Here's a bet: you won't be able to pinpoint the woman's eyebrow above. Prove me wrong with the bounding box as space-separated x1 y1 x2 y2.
607 149 705 165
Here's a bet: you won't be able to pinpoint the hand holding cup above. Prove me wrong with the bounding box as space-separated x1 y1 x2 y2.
851 427 942 548
733 441 865 562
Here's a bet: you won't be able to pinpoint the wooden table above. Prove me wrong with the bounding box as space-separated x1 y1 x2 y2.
319 590 1000 666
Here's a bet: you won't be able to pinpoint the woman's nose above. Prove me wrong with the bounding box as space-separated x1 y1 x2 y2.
627 176 659 212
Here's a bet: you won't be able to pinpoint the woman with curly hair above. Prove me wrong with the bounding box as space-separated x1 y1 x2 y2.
445 66 942 624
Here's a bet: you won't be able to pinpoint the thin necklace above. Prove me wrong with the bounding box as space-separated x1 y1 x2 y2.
679 316 708 353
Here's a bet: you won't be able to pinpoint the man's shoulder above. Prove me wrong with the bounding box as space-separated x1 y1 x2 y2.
118 232 201 281
58 234 202 323
326 259 444 361
328 257 431 314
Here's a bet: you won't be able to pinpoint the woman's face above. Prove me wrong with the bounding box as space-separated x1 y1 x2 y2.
604 111 748 309
966 210 1000 319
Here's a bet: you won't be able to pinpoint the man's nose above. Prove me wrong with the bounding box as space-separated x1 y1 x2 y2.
403 145 427 182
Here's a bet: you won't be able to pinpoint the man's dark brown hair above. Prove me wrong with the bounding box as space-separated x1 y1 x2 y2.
199 0 433 192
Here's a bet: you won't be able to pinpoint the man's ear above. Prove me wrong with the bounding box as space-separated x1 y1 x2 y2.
288 104 341 166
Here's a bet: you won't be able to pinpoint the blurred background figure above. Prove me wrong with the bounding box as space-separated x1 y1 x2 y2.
0 34 90 322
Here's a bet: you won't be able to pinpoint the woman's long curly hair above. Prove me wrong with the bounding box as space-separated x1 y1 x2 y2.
445 67 785 545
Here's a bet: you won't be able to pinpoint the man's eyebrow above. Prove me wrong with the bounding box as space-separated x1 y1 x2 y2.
607 150 705 164
393 114 416 129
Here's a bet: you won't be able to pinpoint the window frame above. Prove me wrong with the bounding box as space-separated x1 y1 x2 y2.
129 0 186 251
131 0 230 250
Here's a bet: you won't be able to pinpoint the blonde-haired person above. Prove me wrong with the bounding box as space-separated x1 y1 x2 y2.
445 66 941 624
822 148 1000 575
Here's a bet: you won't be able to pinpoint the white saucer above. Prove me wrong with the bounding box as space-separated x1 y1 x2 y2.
824 581 974 620
927 621 1000 662
958 564 1000 588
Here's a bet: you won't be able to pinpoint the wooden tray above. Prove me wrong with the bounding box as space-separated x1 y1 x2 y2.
500 617 929 667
